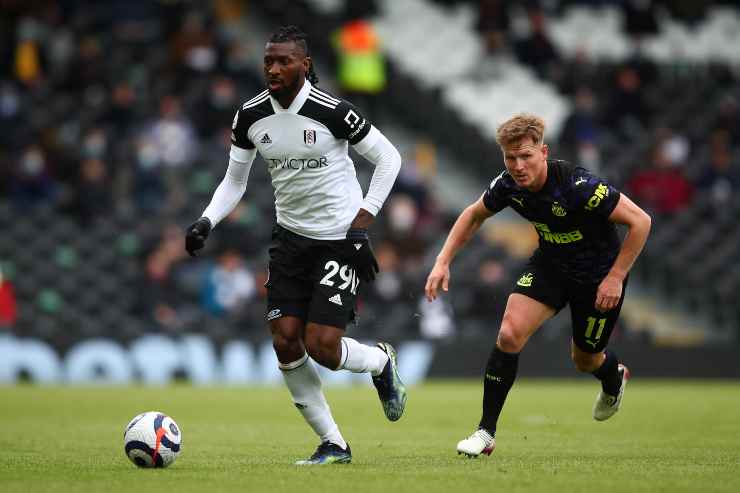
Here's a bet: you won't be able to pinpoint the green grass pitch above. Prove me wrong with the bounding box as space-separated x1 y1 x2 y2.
1 380 739 493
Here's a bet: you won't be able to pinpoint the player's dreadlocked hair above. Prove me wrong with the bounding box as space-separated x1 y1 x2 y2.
269 25 319 86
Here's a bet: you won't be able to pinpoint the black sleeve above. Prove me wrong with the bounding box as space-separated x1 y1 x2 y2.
327 100 372 145
230 108 254 150
568 167 621 218
482 172 509 213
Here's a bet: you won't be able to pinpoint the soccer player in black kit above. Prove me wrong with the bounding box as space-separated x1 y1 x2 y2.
425 113 651 457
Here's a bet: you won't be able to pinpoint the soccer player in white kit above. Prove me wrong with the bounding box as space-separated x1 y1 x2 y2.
185 26 406 465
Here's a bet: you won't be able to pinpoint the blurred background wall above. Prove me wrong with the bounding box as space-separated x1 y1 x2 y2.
1 0 739 384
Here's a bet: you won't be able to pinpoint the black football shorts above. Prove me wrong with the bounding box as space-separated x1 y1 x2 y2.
512 258 628 353
264 225 358 328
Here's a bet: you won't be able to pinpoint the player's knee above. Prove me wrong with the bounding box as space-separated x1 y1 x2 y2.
304 332 341 369
271 332 301 356
497 316 527 353
270 323 302 359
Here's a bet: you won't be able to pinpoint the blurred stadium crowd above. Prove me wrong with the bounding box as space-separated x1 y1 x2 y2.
1 0 739 350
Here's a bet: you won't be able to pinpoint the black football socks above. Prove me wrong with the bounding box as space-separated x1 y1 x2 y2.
478 346 520 436
592 349 621 396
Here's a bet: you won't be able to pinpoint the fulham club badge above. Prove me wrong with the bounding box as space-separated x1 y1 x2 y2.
304 129 316 145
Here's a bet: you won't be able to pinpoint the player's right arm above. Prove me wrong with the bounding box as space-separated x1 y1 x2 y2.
200 145 256 226
185 108 258 257
424 196 495 301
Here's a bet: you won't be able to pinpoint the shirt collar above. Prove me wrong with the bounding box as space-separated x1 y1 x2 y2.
270 79 311 114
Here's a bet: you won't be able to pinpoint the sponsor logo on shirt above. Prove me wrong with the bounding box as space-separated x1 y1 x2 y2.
532 222 584 244
347 117 367 140
517 273 534 287
266 156 329 170
585 183 609 211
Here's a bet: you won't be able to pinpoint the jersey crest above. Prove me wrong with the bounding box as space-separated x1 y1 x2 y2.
551 202 567 217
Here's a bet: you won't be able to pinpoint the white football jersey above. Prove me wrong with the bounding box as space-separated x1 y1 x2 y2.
231 80 376 240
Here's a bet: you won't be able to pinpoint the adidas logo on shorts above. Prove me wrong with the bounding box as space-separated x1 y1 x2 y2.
328 294 343 306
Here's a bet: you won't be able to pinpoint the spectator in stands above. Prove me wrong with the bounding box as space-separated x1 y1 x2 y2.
365 241 403 305
13 16 44 88
559 86 602 170
210 203 264 259
605 65 650 138
169 10 217 77
623 0 659 41
333 10 387 123
145 95 199 170
141 223 189 331
384 194 427 267
9 144 58 208
0 265 17 329
200 249 256 318
65 158 112 224
476 0 511 56
139 95 199 212
194 76 238 139
627 128 694 215
0 81 23 149
513 5 561 79
132 138 166 213
102 82 138 136
712 95 740 146
391 142 437 222
695 130 739 206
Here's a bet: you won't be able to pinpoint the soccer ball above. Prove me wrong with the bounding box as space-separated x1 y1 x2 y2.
123 411 182 468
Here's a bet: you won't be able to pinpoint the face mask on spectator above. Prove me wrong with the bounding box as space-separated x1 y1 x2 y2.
21 149 44 176
83 130 107 158
137 143 160 170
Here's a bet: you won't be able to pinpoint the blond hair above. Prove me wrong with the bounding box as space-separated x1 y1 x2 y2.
495 113 546 147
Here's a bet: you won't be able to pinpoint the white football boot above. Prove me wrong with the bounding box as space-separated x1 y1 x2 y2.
593 363 630 421
456 428 495 457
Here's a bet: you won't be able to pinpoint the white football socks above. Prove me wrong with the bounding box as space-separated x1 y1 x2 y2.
338 337 389 377
280 353 347 449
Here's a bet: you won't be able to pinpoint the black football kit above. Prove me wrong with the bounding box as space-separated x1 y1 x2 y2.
483 160 626 352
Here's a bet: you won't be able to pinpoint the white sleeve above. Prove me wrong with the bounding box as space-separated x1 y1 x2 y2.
201 145 256 227
352 126 402 216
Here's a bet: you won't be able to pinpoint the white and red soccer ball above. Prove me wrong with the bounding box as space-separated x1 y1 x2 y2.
124 411 182 468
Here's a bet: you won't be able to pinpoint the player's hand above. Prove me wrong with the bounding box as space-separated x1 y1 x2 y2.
343 228 379 282
595 274 623 312
185 217 212 257
425 262 450 302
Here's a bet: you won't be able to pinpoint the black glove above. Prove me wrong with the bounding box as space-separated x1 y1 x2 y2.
344 228 379 282
185 217 212 257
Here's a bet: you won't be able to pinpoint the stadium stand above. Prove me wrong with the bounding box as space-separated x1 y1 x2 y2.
1 0 739 351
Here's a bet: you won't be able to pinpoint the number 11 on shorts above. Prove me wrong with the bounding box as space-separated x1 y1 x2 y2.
585 316 606 344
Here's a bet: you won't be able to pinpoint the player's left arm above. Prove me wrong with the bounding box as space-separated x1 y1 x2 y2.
597 193 652 312
340 126 401 282
350 126 402 228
